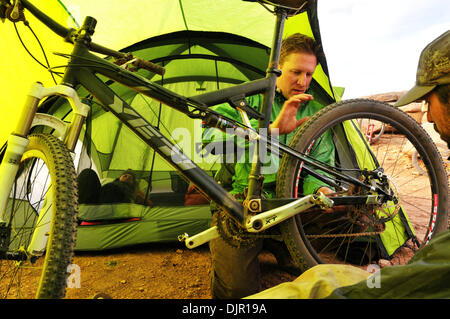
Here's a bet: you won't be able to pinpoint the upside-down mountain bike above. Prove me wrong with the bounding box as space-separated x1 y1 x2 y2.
0 0 448 298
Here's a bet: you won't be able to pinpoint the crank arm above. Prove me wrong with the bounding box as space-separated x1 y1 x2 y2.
178 192 334 249
178 226 219 249
245 192 334 233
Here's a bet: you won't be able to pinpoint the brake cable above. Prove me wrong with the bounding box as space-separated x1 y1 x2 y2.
6 0 60 84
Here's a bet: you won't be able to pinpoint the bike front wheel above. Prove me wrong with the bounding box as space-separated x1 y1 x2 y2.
277 99 448 271
0 134 78 298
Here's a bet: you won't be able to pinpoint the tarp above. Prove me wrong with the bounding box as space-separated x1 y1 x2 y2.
327 229 450 299
246 229 450 299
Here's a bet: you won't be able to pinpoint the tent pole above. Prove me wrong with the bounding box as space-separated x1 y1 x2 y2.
144 61 165 202
214 60 220 90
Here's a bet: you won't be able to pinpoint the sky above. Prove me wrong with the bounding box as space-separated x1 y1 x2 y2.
317 0 450 99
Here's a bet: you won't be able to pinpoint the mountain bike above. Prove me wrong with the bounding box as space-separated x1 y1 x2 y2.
0 0 448 299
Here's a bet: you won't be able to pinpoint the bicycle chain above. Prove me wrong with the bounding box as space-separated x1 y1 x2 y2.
304 204 387 240
214 192 397 245
306 230 383 239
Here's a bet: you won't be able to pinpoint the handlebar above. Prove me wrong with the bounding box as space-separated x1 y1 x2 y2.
2 0 166 76
130 58 166 76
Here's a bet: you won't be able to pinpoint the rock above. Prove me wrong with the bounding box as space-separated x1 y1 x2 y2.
360 91 426 123
361 91 406 102
378 259 392 268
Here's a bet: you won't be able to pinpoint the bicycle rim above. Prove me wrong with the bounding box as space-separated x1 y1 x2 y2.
277 99 448 269
0 134 78 299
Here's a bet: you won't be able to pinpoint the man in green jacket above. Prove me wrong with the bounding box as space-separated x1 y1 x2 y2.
207 33 335 299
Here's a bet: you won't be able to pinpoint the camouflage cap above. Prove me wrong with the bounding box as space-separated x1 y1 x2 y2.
395 30 450 107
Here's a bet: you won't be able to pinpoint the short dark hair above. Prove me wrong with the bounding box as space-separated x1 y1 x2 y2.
279 33 323 66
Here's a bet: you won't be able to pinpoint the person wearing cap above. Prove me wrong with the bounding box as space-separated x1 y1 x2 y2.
395 30 450 148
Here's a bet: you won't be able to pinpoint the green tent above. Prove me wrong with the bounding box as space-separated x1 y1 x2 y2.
0 0 335 144
0 0 75 144
4 0 412 254
25 0 335 251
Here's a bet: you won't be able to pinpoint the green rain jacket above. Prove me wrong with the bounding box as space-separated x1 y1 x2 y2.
203 90 335 197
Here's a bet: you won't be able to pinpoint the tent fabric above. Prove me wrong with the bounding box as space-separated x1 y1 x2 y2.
5 0 337 178
1 0 336 144
75 203 211 251
0 0 76 144
26 0 338 251
341 120 412 257
57 0 332 98
4 1 411 255
4 1 340 251
5 199 37 250
246 229 450 299
71 1 333 176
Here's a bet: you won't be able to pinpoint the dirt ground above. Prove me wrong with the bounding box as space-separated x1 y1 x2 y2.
2 132 448 300
63 236 419 300
64 243 297 299
61 133 447 300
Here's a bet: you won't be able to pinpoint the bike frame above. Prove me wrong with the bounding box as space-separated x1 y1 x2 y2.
0 0 383 249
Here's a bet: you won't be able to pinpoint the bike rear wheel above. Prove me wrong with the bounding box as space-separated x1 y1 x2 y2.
0 134 78 298
277 99 448 271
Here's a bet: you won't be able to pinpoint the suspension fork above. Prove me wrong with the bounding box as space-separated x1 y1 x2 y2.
0 82 88 255
0 83 40 223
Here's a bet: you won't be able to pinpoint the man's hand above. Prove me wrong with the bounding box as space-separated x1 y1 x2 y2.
269 93 313 135
316 186 334 195
316 186 341 213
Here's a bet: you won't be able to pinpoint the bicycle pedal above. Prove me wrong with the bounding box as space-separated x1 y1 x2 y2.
179 226 219 249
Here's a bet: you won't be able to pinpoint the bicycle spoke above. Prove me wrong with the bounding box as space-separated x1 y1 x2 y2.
278 100 447 271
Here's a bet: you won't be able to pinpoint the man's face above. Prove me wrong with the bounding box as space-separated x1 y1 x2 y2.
276 52 317 99
426 92 450 146
119 173 134 184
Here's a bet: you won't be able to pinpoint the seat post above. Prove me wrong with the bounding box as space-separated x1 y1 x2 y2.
259 6 288 129
245 7 288 210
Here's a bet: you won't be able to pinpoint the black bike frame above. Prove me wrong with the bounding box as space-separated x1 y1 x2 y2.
18 0 378 226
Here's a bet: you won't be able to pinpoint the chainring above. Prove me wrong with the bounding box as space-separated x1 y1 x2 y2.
213 209 261 248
